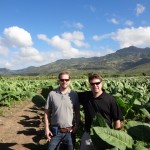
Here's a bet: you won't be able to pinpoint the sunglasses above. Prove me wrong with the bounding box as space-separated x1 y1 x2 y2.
59 79 70 82
90 81 101 86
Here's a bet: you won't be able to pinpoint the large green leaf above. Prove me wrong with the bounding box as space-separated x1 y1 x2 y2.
140 108 150 118
133 141 150 150
126 121 150 142
91 129 115 150
91 127 133 150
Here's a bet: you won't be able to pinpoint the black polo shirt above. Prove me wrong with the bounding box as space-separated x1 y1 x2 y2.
78 90 123 132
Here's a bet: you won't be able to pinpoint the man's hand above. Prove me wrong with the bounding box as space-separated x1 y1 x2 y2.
45 129 53 142
114 120 123 130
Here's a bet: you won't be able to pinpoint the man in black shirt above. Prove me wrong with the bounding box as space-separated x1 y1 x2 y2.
78 73 123 150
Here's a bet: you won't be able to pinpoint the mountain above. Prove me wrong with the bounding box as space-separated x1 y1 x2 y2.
0 68 14 75
0 46 150 76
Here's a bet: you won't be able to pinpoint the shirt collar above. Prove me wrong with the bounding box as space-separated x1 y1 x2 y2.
91 89 106 99
56 87 71 94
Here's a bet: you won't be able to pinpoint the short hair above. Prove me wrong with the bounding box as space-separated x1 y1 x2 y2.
88 73 102 82
58 71 70 79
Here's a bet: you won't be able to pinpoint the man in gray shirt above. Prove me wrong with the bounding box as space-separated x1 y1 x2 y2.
44 71 80 150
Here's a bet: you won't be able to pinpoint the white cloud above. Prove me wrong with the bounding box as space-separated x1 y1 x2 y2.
64 21 84 30
0 45 9 56
93 35 101 41
0 26 44 69
4 26 33 47
4 62 13 69
125 20 134 26
19 47 43 61
37 34 50 42
73 22 84 29
62 31 89 47
62 31 84 41
112 27 150 48
38 33 82 58
110 18 119 24
136 4 145 16
37 31 102 60
38 31 89 49
93 33 114 41
5 49 44 70
73 40 89 47
50 35 71 50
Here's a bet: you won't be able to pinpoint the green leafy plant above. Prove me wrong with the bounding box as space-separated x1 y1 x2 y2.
90 114 133 150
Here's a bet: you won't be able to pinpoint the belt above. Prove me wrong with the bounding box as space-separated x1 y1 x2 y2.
59 127 72 133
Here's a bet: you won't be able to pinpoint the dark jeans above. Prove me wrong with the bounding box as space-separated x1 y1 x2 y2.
47 131 73 150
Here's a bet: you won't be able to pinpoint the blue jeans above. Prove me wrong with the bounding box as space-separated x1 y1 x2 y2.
47 131 73 150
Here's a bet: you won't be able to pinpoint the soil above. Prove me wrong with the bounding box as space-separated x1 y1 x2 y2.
0 99 47 150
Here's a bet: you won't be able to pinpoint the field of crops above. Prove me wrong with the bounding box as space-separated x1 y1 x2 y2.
0 76 150 149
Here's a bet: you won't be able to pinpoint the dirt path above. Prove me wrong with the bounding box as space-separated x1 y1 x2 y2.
0 100 46 150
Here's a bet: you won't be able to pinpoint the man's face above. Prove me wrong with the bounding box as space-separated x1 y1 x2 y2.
89 78 102 94
59 74 70 89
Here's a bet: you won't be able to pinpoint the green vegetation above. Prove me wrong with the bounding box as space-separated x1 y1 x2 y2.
0 76 150 149
0 77 57 106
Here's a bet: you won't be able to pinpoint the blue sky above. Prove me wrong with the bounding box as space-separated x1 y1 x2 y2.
0 0 150 70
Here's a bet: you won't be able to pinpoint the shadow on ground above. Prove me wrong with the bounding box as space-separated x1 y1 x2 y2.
19 94 47 150
0 143 17 150
0 87 53 150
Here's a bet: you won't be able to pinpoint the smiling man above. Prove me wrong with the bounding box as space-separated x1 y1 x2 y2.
78 73 123 150
44 71 80 150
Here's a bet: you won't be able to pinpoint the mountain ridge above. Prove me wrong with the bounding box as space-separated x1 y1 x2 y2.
0 46 150 76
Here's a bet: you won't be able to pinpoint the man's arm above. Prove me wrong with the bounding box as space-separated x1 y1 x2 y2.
75 108 80 126
44 109 53 141
73 109 80 133
73 93 80 133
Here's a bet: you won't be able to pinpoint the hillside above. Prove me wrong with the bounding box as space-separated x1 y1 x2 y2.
0 46 150 76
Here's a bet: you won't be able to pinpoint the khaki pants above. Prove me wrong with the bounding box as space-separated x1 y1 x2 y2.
80 132 94 150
